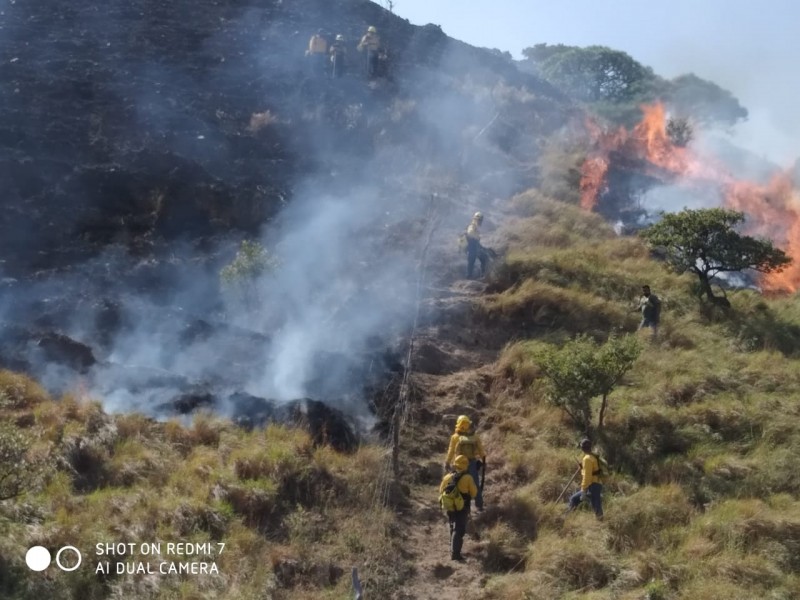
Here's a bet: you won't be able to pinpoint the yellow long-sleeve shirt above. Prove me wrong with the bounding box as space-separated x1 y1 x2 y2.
466 219 481 241
357 33 380 52
580 453 602 491
445 431 486 465
308 35 328 54
439 471 478 500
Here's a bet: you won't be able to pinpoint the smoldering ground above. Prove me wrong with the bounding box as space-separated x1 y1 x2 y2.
0 0 567 429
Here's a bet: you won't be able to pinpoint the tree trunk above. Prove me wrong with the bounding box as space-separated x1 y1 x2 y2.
598 393 608 431
698 272 716 301
698 272 731 307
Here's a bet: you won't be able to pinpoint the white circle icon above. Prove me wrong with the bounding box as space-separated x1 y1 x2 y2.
25 546 51 571
56 546 82 572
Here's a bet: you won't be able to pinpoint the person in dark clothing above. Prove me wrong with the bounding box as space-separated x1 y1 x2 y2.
329 34 347 78
439 454 478 561
636 285 661 339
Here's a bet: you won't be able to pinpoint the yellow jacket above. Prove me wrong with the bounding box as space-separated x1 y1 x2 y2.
439 471 478 499
445 431 486 464
466 219 481 241
580 453 602 491
358 33 381 52
308 35 328 54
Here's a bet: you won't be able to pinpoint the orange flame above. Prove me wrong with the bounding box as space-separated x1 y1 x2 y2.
580 156 608 211
579 102 799 293
726 173 800 292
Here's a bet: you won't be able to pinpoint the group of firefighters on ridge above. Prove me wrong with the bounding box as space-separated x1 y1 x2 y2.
305 26 384 79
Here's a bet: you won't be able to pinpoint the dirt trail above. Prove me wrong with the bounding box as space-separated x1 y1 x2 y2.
393 238 506 599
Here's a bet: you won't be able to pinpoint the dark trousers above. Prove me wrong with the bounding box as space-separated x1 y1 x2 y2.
448 507 469 558
330 53 345 77
365 50 378 77
639 317 659 339
309 53 327 76
468 459 484 509
568 482 603 517
466 239 488 279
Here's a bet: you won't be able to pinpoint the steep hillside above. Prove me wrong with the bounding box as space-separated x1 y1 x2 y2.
0 0 572 423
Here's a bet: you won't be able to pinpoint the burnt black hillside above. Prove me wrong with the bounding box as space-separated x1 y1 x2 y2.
1 0 569 272
0 0 573 427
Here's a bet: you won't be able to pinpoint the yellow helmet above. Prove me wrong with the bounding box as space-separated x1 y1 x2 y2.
454 455 469 472
367 26 377 33
455 415 472 433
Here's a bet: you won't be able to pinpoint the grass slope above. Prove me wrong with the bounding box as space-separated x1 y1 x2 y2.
3 191 800 599
479 191 800 599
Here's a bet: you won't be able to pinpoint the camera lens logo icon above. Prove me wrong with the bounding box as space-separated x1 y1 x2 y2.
26 546 82 572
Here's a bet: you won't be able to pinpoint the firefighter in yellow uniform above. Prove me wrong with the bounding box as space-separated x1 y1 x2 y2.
357 26 381 78
306 29 328 76
567 438 604 520
444 415 486 511
465 211 489 279
439 455 478 561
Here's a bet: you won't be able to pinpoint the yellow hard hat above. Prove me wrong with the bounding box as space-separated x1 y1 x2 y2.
454 455 469 472
367 26 377 33
455 415 472 432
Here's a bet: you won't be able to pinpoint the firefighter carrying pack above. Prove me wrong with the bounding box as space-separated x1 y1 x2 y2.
592 453 611 477
455 434 477 459
440 472 465 513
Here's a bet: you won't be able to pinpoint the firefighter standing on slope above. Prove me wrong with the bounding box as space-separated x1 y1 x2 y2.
444 415 486 511
357 26 381 78
439 454 478 561
566 438 604 520
329 34 347 78
465 211 489 279
306 29 328 76
635 284 662 340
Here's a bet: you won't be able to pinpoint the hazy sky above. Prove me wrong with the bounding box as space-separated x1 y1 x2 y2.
395 0 799 165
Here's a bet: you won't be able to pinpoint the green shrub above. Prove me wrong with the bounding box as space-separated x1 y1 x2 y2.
536 333 640 430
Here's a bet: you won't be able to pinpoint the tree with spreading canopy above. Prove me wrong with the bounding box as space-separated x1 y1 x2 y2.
537 334 641 432
523 44 655 103
522 44 748 128
640 208 791 303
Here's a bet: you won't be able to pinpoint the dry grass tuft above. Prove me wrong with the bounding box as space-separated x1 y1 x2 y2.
527 528 618 591
606 484 694 552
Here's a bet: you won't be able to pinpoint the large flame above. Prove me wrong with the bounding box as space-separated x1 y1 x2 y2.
580 103 799 292
726 174 800 292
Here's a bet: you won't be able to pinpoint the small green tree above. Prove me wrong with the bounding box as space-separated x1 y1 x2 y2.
220 240 278 307
537 334 641 432
640 208 791 303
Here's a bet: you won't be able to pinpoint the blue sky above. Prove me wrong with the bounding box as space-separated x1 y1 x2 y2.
394 0 799 165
